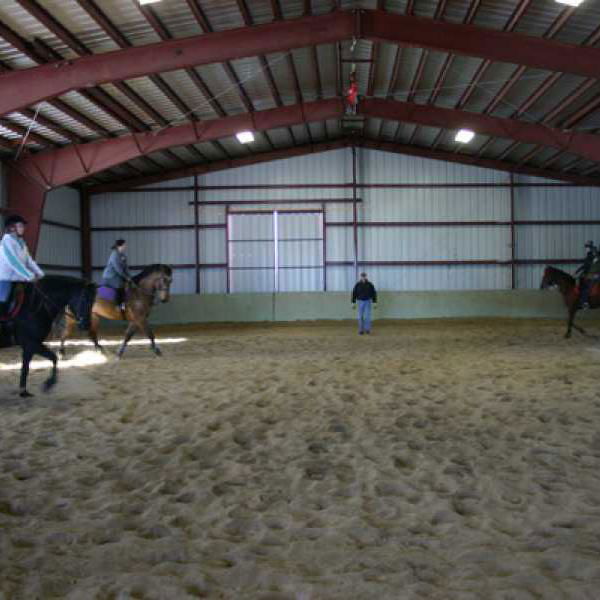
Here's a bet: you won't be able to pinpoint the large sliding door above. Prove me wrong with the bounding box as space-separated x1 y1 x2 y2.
227 210 324 293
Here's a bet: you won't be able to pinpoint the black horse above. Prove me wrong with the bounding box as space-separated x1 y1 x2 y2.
1 276 96 397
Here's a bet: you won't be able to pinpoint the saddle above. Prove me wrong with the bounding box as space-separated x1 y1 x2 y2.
0 283 26 322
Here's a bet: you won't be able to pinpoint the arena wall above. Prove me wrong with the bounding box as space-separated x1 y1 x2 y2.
36 186 82 277
90 147 600 299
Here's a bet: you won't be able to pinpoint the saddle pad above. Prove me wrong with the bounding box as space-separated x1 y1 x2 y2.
97 286 118 303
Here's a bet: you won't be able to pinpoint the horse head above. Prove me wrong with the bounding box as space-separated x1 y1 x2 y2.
133 264 173 303
540 265 575 292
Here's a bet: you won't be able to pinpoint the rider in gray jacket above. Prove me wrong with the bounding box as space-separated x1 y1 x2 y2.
101 239 132 305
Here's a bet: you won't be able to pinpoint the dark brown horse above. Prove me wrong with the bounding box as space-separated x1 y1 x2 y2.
59 264 172 358
540 265 600 338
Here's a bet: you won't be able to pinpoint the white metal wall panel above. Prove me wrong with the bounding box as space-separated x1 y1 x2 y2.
200 229 226 264
326 266 356 293
169 269 196 295
229 213 273 241
44 187 80 227
92 230 195 268
199 205 226 225
279 268 323 292
230 269 274 294
365 265 511 291
514 186 600 220
200 270 227 294
326 227 353 262
515 225 599 260
202 148 351 186
361 188 510 222
360 226 511 261
277 213 321 240
37 226 81 268
360 148 509 184
92 191 194 227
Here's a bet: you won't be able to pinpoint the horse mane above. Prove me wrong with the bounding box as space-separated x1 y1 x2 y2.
545 265 576 285
132 264 172 284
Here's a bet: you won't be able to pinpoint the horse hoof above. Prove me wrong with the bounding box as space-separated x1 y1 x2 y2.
20 390 34 398
154 348 162 357
43 380 57 393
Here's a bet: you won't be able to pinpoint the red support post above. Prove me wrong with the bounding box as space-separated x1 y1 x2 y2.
6 165 47 256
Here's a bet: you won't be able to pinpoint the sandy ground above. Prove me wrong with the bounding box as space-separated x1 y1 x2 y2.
2 318 600 600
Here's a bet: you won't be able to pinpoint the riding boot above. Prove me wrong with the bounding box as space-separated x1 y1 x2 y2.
0 301 8 318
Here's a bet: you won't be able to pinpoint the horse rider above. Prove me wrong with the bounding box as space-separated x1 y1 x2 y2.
101 238 132 311
0 215 44 318
576 240 599 309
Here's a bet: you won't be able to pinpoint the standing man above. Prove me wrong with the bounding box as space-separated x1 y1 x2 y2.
351 272 377 335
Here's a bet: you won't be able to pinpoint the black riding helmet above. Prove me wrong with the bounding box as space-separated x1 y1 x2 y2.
3 215 27 229
585 240 596 249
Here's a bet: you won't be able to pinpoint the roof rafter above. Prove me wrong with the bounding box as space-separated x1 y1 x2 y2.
12 99 344 189
4 9 600 119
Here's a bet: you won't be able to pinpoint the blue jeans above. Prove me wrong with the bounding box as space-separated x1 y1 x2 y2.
357 299 372 332
0 281 11 303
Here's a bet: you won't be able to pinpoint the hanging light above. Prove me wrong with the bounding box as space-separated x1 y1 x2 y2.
555 0 584 6
236 131 255 144
455 129 475 144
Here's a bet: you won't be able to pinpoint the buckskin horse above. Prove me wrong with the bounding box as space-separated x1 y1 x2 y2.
540 265 599 338
1 276 96 397
59 264 172 359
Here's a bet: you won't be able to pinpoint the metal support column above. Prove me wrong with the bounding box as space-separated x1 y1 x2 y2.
194 175 200 294
80 190 92 280
510 173 516 290
352 144 359 278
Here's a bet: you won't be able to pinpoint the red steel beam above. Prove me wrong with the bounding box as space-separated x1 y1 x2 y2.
13 99 344 189
357 138 600 186
89 139 354 194
4 8 600 120
361 98 600 165
361 10 600 79
0 11 353 117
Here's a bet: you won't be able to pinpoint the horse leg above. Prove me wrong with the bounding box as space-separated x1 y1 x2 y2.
117 323 136 359
19 346 34 398
89 313 104 354
566 307 578 338
142 320 161 357
59 314 75 359
36 343 58 392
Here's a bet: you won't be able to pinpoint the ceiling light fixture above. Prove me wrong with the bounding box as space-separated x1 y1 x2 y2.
236 131 255 144
139 0 161 5
555 0 584 6
455 129 475 144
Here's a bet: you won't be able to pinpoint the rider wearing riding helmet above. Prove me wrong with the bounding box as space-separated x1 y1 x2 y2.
576 240 599 309
101 239 132 309
0 215 44 316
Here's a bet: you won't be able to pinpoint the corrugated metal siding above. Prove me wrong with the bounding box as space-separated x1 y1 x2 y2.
360 188 510 222
44 186 81 227
36 186 81 271
92 147 600 295
92 230 195 268
360 226 511 261
361 265 510 291
359 148 509 184
92 190 194 226
37 225 81 269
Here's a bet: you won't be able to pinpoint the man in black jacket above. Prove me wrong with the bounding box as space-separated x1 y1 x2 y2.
351 272 377 334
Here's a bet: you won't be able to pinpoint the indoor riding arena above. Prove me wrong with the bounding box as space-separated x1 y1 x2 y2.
2 1 600 599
